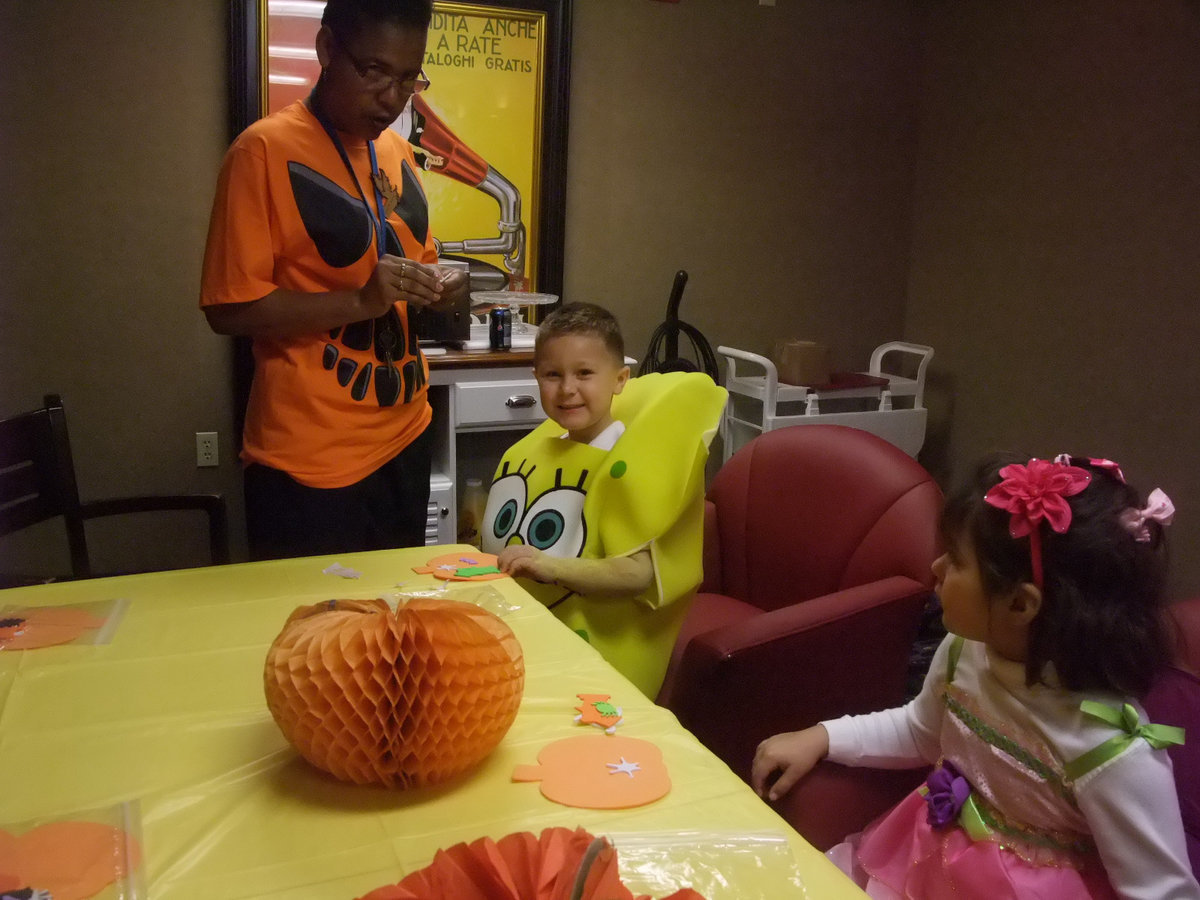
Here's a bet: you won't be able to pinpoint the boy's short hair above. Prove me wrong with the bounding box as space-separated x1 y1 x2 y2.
322 0 433 41
535 302 625 364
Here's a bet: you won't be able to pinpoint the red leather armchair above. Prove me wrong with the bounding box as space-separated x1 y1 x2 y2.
655 424 944 783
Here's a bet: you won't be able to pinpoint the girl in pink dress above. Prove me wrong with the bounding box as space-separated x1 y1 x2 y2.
752 453 1198 899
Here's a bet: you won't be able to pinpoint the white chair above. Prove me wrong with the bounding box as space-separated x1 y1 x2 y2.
717 341 934 461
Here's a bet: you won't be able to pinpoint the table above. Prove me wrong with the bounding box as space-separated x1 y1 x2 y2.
0 547 866 899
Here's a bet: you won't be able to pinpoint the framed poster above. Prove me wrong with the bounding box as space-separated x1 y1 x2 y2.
228 0 571 296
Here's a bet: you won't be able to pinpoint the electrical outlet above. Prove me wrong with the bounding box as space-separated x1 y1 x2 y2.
196 432 219 468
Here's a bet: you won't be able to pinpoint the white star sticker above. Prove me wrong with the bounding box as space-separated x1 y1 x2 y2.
606 757 641 777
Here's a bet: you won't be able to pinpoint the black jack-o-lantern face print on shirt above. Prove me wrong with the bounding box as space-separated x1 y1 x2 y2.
288 158 430 407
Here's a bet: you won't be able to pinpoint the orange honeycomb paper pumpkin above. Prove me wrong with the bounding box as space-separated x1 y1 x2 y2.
264 596 524 788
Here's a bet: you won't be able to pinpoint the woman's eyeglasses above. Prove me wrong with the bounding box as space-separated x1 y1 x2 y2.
333 34 430 95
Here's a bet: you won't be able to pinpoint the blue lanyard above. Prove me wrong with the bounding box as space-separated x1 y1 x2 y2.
366 141 387 257
309 97 388 257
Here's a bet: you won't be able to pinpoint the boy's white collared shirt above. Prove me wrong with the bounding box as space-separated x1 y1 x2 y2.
559 419 625 451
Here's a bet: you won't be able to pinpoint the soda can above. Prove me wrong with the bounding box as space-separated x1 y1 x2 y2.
489 307 512 350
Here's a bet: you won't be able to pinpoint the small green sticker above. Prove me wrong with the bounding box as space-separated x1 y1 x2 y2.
609 459 627 479
455 565 501 578
574 629 590 642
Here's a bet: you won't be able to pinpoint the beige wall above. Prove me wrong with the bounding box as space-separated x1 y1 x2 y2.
904 1 1200 594
563 0 920 372
0 1 239 574
4 1 1200 596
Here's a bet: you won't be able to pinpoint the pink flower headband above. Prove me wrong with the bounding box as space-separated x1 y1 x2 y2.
984 458 1090 589
985 456 1174 588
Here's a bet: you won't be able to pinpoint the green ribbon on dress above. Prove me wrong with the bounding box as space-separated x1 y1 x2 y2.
917 784 994 841
957 794 993 841
1063 701 1185 781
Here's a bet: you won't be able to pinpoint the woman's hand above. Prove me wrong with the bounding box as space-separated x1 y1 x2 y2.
358 255 454 316
432 262 470 305
750 724 830 802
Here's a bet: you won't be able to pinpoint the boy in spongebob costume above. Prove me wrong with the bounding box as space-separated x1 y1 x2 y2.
481 310 725 697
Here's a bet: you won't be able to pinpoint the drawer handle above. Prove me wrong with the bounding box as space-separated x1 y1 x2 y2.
505 395 537 409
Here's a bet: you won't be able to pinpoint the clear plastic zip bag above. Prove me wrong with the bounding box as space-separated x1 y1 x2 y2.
609 830 808 899
0 801 145 899
0 597 129 651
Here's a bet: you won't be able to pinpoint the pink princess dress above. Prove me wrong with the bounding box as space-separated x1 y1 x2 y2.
826 637 1190 899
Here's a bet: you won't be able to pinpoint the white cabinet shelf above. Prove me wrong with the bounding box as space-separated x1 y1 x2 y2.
425 351 546 544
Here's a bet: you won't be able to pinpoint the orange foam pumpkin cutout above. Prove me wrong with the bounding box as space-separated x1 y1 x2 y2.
0 607 107 651
412 552 506 581
0 821 142 900
512 735 670 809
264 596 524 788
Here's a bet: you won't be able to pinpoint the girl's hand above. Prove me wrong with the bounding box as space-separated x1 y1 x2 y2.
750 725 830 801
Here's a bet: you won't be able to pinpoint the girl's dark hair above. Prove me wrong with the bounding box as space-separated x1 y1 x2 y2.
322 0 433 41
941 452 1169 696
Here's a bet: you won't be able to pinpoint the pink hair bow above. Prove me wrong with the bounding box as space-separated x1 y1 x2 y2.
984 458 1092 588
1119 488 1175 542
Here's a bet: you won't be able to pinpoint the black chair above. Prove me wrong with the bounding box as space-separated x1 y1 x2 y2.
0 394 230 581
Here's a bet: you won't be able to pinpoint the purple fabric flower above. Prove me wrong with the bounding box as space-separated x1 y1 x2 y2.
925 760 972 829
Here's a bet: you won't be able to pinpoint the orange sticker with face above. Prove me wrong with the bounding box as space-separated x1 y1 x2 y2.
512 735 670 809
0 821 141 899
0 608 107 651
574 693 623 733
412 552 506 581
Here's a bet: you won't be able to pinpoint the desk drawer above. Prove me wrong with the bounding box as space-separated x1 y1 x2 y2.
455 379 546 428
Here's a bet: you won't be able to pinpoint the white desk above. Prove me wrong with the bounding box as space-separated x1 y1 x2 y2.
424 350 545 544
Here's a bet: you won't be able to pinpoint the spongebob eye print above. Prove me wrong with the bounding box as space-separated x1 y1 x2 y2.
485 460 588 558
487 463 528 547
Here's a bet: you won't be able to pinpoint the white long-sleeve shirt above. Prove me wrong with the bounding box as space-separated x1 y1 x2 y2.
823 635 1200 900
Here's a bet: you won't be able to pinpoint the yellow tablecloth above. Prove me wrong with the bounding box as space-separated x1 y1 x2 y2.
0 546 865 899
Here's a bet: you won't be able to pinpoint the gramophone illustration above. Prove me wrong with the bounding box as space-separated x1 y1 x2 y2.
393 94 533 342
400 93 526 287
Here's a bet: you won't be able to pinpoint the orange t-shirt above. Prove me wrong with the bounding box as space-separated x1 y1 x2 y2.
200 100 437 488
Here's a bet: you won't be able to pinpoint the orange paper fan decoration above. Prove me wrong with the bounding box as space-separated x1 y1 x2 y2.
357 826 705 900
264 596 524 788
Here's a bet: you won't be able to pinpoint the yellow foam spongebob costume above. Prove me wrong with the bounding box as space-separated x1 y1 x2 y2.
481 371 726 697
